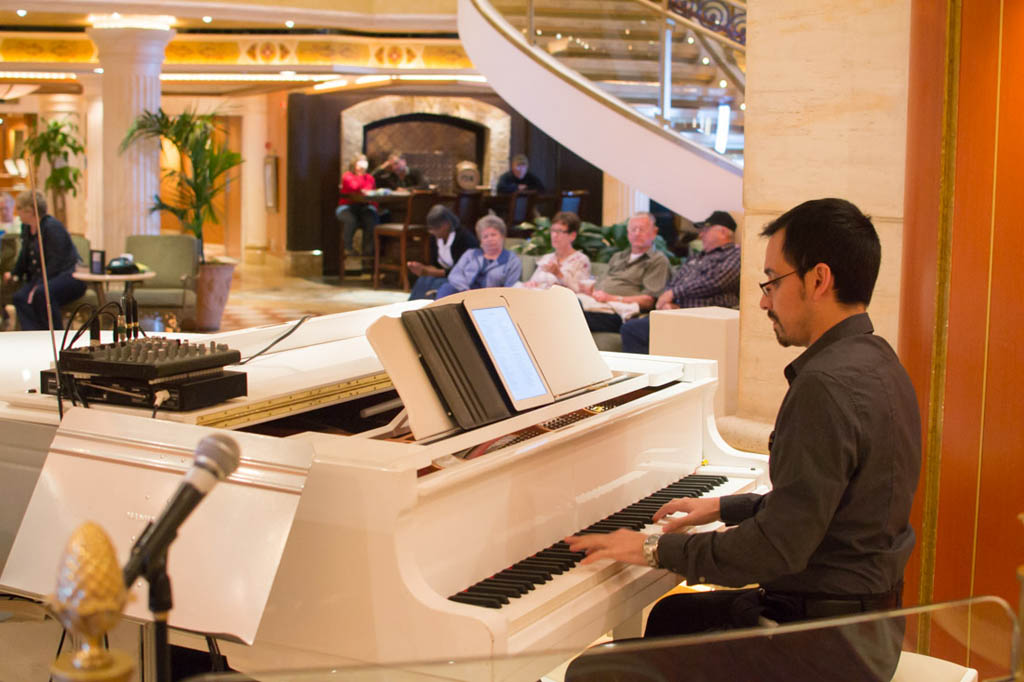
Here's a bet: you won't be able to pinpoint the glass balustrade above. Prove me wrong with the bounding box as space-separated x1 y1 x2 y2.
492 0 746 167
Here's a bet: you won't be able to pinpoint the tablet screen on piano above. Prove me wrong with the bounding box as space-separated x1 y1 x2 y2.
467 305 553 410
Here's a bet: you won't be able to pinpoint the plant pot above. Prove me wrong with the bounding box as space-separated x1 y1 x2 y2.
195 262 235 331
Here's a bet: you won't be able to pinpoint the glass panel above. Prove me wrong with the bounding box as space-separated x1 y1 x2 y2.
180 597 1015 681
493 0 745 166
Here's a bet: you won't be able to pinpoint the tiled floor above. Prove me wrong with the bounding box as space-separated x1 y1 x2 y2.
207 256 409 331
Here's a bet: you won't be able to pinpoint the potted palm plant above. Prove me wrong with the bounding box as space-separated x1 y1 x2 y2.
120 109 243 330
24 118 85 225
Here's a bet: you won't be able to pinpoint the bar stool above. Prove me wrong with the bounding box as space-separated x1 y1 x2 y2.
373 190 436 291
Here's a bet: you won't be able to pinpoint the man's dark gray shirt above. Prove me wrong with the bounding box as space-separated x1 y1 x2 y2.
658 313 920 595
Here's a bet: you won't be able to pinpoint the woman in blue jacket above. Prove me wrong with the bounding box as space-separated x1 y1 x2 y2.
436 214 521 299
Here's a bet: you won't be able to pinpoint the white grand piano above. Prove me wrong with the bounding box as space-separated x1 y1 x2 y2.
0 291 767 679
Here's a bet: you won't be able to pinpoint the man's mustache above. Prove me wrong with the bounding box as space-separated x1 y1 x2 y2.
767 311 779 323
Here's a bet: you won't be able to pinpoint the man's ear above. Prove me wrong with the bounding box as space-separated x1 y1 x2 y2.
808 262 835 302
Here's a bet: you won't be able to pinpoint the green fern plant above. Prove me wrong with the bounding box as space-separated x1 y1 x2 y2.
23 118 85 225
120 109 243 263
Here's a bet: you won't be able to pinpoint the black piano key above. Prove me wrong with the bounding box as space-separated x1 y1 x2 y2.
462 586 511 604
480 578 532 595
500 566 553 581
450 593 503 609
448 473 730 608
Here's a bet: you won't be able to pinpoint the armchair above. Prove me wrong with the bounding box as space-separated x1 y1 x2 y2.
123 234 200 328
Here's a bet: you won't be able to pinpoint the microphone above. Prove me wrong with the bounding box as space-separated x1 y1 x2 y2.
123 433 241 587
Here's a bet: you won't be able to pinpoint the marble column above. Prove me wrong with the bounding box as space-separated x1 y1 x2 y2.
735 0 912 427
86 26 174 254
78 73 104 249
239 95 268 265
35 94 86 234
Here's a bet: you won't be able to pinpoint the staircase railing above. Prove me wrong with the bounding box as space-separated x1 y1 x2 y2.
492 0 746 164
460 0 743 218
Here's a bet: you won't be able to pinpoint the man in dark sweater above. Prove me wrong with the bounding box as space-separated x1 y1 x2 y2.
567 198 920 681
3 190 85 330
495 153 544 194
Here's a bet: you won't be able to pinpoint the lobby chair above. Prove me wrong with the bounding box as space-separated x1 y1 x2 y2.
123 234 200 328
558 189 588 216
373 190 436 291
454 190 483 229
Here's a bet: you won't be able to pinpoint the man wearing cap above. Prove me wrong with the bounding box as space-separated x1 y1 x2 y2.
496 153 545 194
620 210 741 354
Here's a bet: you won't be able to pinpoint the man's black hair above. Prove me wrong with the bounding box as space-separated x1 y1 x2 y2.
760 198 881 305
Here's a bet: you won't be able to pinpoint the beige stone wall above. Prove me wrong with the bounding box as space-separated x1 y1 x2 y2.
738 0 912 423
340 96 510 188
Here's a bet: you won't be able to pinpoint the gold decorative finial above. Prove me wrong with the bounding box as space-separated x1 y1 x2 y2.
49 522 134 682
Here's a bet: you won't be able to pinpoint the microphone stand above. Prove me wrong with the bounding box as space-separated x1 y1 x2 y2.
128 522 174 682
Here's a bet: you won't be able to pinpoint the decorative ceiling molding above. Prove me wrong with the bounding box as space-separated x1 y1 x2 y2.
0 33 473 71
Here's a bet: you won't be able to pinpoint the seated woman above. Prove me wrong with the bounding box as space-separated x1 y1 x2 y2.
407 205 479 300
335 153 377 270
517 211 590 292
435 214 522 299
3 190 85 331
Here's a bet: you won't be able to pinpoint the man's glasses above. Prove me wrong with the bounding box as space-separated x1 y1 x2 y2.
758 270 797 296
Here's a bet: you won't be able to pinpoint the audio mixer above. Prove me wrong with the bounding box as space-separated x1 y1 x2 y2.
41 338 247 411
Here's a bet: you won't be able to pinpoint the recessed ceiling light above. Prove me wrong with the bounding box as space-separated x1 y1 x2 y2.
687 35 694 44
740 103 746 111
94 67 104 74
718 79 727 88
202 16 212 23
16 9 27 17
284 20 294 28
701 56 710 65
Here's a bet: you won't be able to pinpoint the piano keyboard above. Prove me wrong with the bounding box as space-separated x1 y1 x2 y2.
448 473 730 609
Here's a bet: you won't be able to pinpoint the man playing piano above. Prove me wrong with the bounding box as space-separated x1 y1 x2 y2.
567 198 920 681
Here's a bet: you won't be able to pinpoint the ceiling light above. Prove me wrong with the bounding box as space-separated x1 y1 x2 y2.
556 33 561 39
16 9 27 17
740 102 746 111
160 73 335 82
88 14 175 30
279 70 296 76
354 75 392 85
701 56 710 65
718 79 727 88
94 67 104 74
0 83 38 100
687 35 695 44
202 16 212 23
0 71 76 80
284 20 295 28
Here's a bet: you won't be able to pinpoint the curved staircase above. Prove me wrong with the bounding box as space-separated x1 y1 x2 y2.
458 0 745 219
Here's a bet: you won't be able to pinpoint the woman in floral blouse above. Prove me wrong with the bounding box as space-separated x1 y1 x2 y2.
520 211 591 292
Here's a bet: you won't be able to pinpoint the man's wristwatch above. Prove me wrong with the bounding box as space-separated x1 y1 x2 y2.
642 533 663 568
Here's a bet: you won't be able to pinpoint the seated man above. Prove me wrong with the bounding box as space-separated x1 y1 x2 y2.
371 151 425 190
3 191 85 331
579 212 670 333
495 153 545 194
620 210 741 354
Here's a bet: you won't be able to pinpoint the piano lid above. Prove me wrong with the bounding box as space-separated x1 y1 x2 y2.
0 408 311 645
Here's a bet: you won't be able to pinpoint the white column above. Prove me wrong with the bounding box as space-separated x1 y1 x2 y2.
86 26 174 255
239 95 268 264
35 94 87 233
78 74 104 249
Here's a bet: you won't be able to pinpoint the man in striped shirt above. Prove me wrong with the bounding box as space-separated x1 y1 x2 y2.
620 211 741 354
